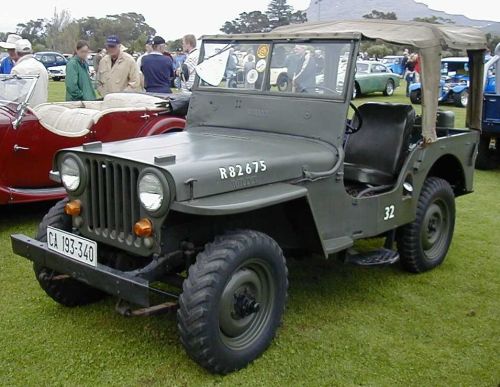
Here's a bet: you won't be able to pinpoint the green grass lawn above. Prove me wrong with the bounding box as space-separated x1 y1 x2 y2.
47 80 66 103
0 81 499 386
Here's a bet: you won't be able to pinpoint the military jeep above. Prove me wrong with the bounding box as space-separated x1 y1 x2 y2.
11 20 487 374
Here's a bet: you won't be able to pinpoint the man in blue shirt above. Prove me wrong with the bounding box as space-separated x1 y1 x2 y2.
141 36 174 94
0 34 22 74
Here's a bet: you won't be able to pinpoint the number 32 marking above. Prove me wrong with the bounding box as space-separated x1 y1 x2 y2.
384 205 395 220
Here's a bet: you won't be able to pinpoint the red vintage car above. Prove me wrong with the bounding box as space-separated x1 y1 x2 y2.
0 75 187 204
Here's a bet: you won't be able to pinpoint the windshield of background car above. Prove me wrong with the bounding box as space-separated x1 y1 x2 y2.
197 40 352 98
0 75 37 106
356 63 369 73
382 57 400 64
441 60 469 76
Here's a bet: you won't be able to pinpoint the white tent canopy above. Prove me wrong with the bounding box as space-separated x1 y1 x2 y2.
274 20 487 51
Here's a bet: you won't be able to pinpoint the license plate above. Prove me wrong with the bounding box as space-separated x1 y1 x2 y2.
47 226 97 267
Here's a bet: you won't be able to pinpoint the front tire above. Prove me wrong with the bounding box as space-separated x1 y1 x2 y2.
352 82 360 99
177 230 288 374
397 177 455 273
410 90 421 104
34 199 106 307
383 79 395 96
276 73 289 92
453 89 468 108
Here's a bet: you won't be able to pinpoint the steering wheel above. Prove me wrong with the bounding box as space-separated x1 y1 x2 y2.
346 102 362 134
296 86 363 134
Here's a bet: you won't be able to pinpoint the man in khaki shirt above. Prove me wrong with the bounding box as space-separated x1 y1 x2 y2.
97 35 141 97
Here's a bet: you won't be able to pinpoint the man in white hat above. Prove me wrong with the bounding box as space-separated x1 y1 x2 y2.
11 39 48 106
0 34 22 74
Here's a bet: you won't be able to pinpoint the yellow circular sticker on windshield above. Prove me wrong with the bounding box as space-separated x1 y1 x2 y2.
257 44 269 59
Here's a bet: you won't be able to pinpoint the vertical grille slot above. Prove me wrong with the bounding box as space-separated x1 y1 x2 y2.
84 157 141 242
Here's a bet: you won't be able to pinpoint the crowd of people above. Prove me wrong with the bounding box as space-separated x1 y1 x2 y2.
0 32 200 105
1 30 427 105
401 49 421 97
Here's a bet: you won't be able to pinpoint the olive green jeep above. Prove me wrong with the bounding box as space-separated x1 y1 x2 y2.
11 20 487 374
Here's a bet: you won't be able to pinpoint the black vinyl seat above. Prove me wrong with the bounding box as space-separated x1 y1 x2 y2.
344 103 416 186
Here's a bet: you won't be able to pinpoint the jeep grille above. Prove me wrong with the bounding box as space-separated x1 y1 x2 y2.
84 158 140 243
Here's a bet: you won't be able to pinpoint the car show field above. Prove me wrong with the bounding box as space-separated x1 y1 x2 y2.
0 80 498 385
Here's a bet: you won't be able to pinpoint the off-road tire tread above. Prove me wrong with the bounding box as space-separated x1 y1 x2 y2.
177 229 288 374
34 199 105 307
397 177 455 273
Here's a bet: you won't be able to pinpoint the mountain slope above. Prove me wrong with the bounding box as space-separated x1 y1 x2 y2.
306 0 500 35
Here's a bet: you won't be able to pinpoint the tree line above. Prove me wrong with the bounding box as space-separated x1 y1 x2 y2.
0 10 165 54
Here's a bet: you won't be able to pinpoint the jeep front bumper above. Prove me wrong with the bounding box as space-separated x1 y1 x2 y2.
11 234 177 307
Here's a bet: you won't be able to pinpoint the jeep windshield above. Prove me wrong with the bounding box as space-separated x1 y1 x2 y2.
196 40 353 98
0 75 37 107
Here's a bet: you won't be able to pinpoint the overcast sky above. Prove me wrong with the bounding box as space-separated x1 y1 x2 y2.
0 0 498 42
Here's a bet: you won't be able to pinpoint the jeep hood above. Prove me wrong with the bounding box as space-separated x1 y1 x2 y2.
70 127 338 201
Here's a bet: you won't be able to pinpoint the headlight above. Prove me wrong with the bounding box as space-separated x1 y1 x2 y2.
60 157 81 191
138 173 165 212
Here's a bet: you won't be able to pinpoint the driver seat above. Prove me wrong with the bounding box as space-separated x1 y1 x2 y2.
344 103 416 186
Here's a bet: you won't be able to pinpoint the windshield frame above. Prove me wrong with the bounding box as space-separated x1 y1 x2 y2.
0 74 39 106
194 38 357 102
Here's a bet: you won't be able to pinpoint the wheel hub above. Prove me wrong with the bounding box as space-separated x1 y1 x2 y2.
233 290 260 319
420 199 450 261
217 258 276 349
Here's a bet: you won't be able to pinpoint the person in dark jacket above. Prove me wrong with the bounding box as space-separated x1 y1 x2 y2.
141 36 174 94
292 45 316 93
65 40 96 101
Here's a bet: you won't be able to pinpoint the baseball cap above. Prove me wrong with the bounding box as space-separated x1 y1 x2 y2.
146 36 154 45
106 35 121 47
152 36 166 45
0 34 22 49
15 39 32 53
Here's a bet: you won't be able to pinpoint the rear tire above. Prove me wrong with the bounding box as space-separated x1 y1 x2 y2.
453 90 468 108
34 199 106 307
383 79 395 96
177 230 288 374
410 90 421 104
475 135 497 170
276 73 289 92
397 177 455 273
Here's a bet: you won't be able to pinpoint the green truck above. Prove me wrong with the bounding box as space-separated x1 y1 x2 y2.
11 20 487 374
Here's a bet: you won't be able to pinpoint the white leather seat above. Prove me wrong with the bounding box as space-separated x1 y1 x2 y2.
32 93 168 138
102 93 166 110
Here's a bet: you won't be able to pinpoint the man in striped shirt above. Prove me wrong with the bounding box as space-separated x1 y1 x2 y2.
179 34 199 92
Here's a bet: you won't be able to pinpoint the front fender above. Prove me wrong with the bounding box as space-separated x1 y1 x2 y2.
140 116 186 137
409 83 421 92
451 85 468 94
170 182 307 216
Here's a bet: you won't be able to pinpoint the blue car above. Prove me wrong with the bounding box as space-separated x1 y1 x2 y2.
409 57 469 107
477 43 500 169
34 51 67 81
381 55 405 75
409 57 496 108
